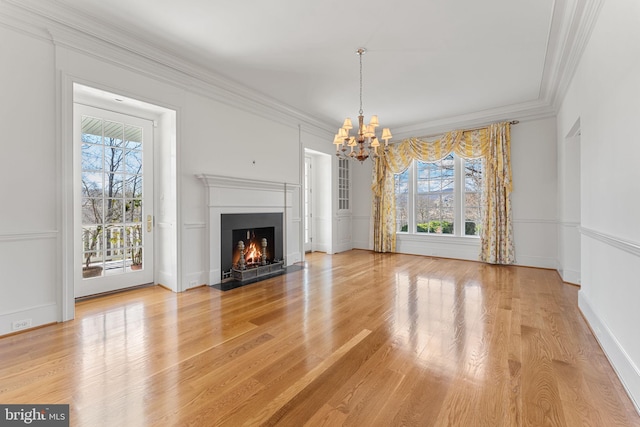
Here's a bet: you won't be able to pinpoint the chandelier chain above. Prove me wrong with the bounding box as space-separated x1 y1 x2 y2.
359 51 363 115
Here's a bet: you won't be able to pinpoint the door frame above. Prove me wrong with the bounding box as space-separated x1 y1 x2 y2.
304 155 313 252
73 104 155 297
60 76 179 322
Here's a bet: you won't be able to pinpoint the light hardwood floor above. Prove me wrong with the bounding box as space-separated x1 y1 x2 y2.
1 250 639 426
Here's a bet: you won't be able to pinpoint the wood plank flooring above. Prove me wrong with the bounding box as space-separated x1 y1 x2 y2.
1 250 639 426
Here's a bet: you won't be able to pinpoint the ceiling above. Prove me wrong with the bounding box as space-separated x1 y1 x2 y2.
13 0 589 136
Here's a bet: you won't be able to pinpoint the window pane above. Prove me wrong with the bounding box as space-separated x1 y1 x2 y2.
465 158 483 191
104 147 125 173
82 172 103 197
125 149 142 174
415 154 454 235
104 121 124 147
338 158 350 210
81 144 103 171
394 169 409 232
464 158 483 236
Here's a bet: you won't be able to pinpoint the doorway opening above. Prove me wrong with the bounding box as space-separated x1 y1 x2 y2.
73 84 177 298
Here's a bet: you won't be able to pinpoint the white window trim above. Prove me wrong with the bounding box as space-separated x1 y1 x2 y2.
396 155 480 239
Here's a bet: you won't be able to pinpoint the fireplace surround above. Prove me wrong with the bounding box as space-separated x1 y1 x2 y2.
198 174 302 290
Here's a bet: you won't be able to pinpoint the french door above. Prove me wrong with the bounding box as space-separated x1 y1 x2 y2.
304 155 313 252
74 104 154 297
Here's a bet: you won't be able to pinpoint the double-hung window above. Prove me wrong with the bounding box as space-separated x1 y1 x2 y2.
394 154 483 237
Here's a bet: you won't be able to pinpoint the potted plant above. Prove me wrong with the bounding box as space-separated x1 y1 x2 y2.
131 246 143 270
128 223 143 270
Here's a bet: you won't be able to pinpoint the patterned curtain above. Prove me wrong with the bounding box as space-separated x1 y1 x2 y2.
371 121 514 264
479 123 514 264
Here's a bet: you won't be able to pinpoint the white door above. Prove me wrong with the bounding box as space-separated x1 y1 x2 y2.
74 104 154 297
304 155 313 252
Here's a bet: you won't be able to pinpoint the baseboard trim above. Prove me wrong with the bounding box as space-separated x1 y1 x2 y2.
579 292 640 415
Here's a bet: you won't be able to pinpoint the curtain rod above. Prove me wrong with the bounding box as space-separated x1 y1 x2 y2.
460 120 519 133
412 120 520 140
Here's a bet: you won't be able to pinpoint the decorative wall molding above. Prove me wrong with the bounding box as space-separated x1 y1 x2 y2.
0 0 335 139
393 100 556 140
580 227 640 258
549 0 605 110
198 174 300 194
0 302 58 337
183 222 206 229
0 231 57 242
512 218 558 225
1 0 603 142
559 220 581 227
396 233 481 247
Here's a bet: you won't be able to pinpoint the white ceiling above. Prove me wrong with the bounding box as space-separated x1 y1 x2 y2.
15 0 588 135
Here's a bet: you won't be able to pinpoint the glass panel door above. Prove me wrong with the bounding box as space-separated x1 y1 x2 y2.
75 105 154 297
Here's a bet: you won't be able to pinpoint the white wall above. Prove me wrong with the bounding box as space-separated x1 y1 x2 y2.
557 0 640 411
510 117 558 268
0 25 59 335
558 0 640 408
0 10 310 334
351 160 373 250
351 117 559 268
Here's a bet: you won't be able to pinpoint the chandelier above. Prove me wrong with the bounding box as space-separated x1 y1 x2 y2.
333 48 392 162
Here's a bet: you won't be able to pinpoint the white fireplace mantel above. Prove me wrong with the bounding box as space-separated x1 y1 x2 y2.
197 174 302 285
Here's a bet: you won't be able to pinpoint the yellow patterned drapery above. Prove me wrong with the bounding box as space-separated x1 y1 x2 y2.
371 121 514 264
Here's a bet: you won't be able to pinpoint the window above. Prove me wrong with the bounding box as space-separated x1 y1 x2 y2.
464 158 483 236
338 158 350 210
394 154 483 236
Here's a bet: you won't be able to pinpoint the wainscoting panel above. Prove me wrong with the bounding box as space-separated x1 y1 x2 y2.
0 231 59 336
580 228 640 413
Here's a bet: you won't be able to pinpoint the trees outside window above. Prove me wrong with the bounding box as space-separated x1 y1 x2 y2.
394 154 483 237
81 116 144 277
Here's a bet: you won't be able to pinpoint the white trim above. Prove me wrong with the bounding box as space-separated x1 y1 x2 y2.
396 233 481 247
559 267 580 285
0 303 58 337
1 0 603 141
580 227 640 258
512 218 558 224
198 175 301 285
549 0 605 110
1 0 334 138
559 220 581 227
579 292 640 414
183 222 206 229
197 174 300 193
0 231 57 242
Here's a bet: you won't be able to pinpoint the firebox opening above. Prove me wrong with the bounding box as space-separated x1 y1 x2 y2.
232 227 276 269
220 212 284 282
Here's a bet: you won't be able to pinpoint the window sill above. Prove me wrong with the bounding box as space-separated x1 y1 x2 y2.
396 232 480 246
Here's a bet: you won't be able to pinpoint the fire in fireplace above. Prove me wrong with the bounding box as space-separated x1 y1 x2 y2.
220 212 284 282
232 227 275 269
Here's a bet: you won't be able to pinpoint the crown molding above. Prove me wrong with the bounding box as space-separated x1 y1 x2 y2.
552 0 604 109
1 0 603 141
541 0 605 109
392 99 555 139
1 0 335 137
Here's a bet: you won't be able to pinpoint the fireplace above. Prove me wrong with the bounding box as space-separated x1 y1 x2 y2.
221 213 284 282
197 174 302 291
